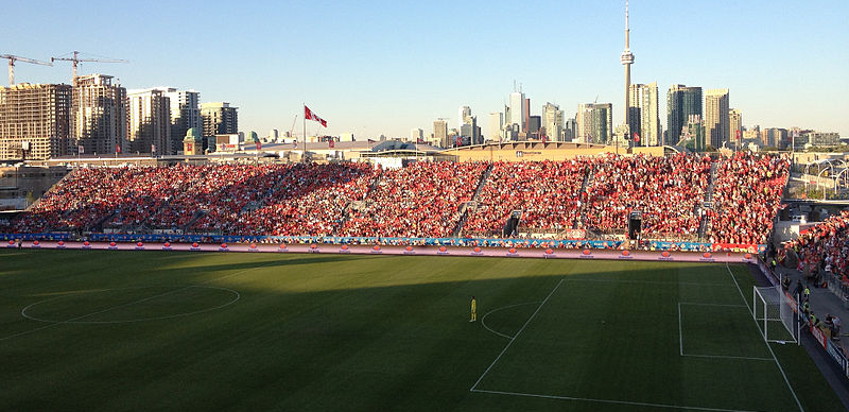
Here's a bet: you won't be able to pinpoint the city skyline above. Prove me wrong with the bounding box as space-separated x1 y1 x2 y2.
3 0 847 139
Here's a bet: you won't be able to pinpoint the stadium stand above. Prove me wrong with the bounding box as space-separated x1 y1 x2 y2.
3 152 791 246
704 152 791 245
338 161 488 238
784 210 849 280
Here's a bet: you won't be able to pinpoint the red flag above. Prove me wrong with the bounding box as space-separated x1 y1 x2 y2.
328 139 335 148
304 105 327 127
116 144 122 154
255 141 262 150
632 132 640 142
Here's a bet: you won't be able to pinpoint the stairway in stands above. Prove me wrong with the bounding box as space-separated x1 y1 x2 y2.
698 159 720 240
451 162 493 238
332 170 384 236
573 161 596 230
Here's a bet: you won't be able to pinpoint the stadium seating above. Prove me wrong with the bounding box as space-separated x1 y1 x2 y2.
704 152 791 245
4 153 791 246
784 210 849 279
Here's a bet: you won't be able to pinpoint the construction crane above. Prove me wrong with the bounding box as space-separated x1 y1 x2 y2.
51 51 128 84
289 115 298 138
0 54 53 86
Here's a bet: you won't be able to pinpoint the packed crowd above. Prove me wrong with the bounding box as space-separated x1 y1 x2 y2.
232 162 375 236
581 153 712 240
704 152 791 245
338 161 488 238
462 160 589 236
4 153 791 245
784 210 849 281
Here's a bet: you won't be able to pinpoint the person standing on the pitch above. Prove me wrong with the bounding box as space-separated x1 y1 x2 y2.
470 296 477 322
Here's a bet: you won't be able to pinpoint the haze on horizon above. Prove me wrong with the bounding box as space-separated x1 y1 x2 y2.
4 0 847 139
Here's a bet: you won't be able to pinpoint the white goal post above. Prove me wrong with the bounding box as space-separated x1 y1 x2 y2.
752 286 800 344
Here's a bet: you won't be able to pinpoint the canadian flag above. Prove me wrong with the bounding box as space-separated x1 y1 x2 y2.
632 132 640 142
304 105 327 127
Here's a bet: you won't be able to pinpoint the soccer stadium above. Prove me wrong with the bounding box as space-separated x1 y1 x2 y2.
2 151 849 411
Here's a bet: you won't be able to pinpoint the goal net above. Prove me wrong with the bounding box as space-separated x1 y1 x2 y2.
752 286 799 344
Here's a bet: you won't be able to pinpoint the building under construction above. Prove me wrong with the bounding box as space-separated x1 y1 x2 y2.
72 74 127 155
0 83 72 161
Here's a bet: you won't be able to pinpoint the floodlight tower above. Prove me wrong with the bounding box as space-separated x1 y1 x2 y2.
620 0 635 140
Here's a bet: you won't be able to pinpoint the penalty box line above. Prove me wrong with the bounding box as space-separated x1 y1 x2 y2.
471 388 765 412
726 263 804 412
469 277 565 391
677 302 772 361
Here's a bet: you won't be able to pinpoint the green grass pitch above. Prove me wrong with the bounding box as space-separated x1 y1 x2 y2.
0 249 843 411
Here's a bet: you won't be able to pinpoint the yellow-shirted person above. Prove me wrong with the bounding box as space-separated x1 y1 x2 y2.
470 296 477 322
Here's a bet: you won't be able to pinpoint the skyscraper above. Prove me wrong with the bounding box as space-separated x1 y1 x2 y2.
522 97 531 137
666 85 702 145
621 0 635 136
577 103 612 144
433 119 448 148
541 102 564 141
704 89 729 149
0 83 72 160
563 118 577 141
728 108 742 147
127 88 171 154
160 88 201 154
628 82 659 146
458 106 471 131
508 90 526 136
410 128 423 142
458 107 481 146
488 112 503 142
72 74 127 155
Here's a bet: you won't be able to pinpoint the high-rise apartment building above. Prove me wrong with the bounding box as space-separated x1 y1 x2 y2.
0 83 72 160
127 88 171 154
541 102 564 141
577 103 612 144
628 82 659 146
666 85 702 145
72 74 127 155
729 108 743 146
159 88 201 153
201 102 238 139
704 89 729 149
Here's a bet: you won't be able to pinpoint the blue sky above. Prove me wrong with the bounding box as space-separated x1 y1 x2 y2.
3 0 847 139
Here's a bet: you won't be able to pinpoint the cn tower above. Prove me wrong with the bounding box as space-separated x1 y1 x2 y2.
620 0 634 137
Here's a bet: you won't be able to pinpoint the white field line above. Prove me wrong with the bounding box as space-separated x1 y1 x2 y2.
469 278 565 391
562 277 730 287
681 353 772 361
725 263 804 412
677 302 772 361
20 286 241 325
470 388 768 412
480 302 541 340
678 302 685 356
1 261 269 342
679 302 748 308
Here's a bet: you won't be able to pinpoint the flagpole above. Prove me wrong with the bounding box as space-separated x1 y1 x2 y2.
302 103 307 163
